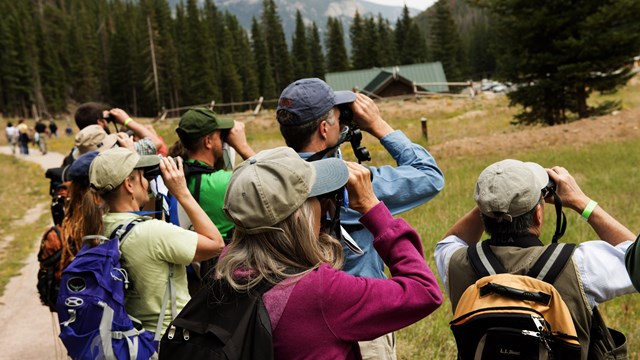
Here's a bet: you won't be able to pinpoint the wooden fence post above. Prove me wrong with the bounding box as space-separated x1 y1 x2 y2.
421 117 428 141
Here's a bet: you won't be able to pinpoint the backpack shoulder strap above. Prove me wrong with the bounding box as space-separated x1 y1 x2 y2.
527 243 576 284
183 161 216 204
111 216 151 247
467 241 508 277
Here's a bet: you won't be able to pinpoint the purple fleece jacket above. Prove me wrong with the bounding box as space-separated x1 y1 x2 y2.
262 202 443 359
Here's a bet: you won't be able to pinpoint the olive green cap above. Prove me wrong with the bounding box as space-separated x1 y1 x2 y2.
176 107 234 140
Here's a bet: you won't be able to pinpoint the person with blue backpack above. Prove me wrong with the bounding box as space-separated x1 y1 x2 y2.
57 147 225 358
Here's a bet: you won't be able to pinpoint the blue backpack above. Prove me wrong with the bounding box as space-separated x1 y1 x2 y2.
57 218 176 359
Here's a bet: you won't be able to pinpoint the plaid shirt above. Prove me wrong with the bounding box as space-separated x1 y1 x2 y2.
134 137 157 155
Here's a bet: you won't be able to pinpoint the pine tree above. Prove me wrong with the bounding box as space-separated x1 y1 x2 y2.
376 15 397 66
291 10 311 80
307 22 326 79
182 0 219 105
67 1 101 103
325 17 349 72
251 17 277 100
430 0 463 80
219 20 243 108
261 0 293 91
475 0 640 124
396 5 427 65
363 16 380 68
349 11 366 69
226 13 259 103
38 3 67 113
143 0 182 111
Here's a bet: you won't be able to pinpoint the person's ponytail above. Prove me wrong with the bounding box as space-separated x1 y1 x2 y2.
80 188 105 247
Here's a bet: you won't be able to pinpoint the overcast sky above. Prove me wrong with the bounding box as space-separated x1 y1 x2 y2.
362 0 437 11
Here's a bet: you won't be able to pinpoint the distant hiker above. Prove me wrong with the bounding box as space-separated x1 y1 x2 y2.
5 121 17 154
35 119 48 155
214 147 442 358
276 78 445 359
83 147 224 335
435 160 635 358
16 119 29 155
64 120 72 137
49 119 58 138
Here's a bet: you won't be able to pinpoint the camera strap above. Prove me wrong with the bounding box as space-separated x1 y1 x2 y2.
307 144 340 162
550 190 567 243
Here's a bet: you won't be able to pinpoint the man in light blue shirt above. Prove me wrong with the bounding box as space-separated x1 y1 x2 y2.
276 78 444 359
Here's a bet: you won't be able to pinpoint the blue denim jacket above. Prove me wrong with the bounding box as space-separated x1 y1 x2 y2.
300 130 444 278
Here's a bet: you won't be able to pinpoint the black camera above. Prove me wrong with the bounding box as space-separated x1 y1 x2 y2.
103 114 115 123
142 157 178 180
338 105 370 163
542 178 556 198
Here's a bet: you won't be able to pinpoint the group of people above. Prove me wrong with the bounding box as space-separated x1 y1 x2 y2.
5 118 59 155
50 78 639 359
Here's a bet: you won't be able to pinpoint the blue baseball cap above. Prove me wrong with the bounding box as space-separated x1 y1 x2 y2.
277 78 356 126
64 151 100 185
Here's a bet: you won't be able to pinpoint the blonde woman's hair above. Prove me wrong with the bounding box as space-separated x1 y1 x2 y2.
216 199 344 292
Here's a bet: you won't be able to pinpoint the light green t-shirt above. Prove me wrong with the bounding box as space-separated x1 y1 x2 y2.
103 212 198 334
186 161 234 238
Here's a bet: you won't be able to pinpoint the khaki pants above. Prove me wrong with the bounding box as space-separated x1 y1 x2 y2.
359 332 396 360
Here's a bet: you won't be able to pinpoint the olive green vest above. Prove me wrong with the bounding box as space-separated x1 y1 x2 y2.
448 243 593 360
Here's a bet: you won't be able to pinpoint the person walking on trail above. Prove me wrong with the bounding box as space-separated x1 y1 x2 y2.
216 147 443 359
5 121 17 154
276 78 445 359
49 119 58 138
82 147 225 335
435 159 636 359
16 119 30 155
35 119 48 155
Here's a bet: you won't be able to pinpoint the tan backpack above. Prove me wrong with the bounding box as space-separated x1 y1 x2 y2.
450 242 581 359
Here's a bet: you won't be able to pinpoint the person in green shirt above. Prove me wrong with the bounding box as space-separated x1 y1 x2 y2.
175 107 255 239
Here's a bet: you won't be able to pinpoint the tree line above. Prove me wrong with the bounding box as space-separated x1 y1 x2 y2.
0 0 445 118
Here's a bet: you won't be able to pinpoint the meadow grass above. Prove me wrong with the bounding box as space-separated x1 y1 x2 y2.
0 155 50 297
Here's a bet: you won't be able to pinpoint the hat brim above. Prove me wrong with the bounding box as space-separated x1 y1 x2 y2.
98 134 119 153
134 155 161 169
524 162 549 190
334 91 356 106
308 158 349 198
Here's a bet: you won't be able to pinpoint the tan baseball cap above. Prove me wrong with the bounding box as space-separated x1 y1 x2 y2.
89 147 160 193
75 125 118 155
474 159 549 222
223 147 349 234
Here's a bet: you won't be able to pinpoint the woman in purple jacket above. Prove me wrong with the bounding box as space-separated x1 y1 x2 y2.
219 147 443 359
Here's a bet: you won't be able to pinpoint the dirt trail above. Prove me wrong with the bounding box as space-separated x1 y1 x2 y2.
0 147 66 360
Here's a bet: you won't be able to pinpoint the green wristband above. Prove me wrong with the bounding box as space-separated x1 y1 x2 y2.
581 200 597 221
124 117 133 127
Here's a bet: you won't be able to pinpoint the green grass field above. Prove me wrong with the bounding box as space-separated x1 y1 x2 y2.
0 155 50 297
1 77 639 357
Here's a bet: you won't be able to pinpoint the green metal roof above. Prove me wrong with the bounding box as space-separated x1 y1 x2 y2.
325 62 449 94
